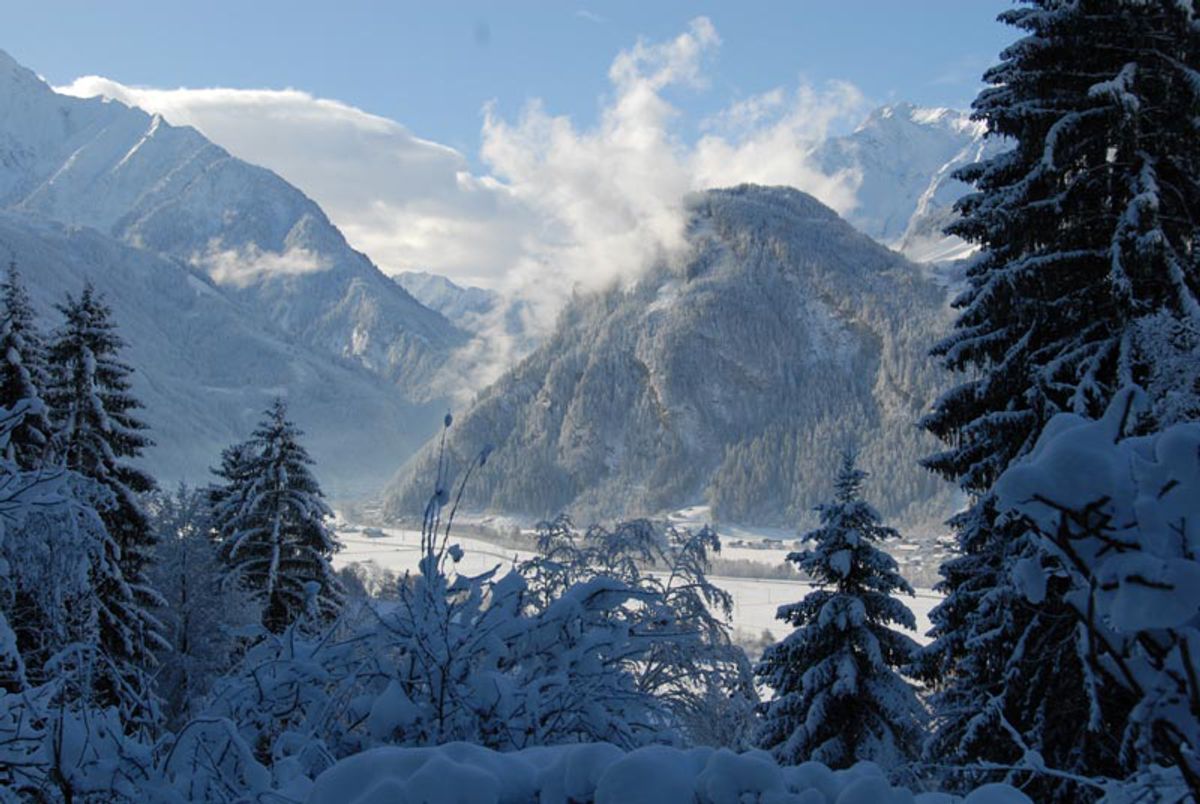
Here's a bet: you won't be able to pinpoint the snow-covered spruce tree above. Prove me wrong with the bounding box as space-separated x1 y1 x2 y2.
918 1 1200 794
207 439 255 549
211 398 344 633
45 281 165 731
0 262 52 470
756 452 925 770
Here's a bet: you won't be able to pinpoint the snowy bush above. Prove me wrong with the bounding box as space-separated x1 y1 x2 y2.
189 424 748 788
201 601 355 781
345 511 687 750
333 419 752 752
522 516 757 747
0 679 157 802
995 387 1200 799
358 561 673 751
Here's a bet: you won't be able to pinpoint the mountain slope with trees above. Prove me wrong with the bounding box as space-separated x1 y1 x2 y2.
384 185 957 530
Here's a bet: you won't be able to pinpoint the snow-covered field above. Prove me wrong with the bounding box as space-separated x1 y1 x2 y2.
334 526 536 576
333 523 939 644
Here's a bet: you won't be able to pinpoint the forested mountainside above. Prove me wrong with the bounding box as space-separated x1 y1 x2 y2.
384 185 956 528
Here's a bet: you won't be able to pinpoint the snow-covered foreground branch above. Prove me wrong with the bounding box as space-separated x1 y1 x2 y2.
307 741 1031 804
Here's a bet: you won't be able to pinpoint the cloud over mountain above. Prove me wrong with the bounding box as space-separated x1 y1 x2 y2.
58 18 866 311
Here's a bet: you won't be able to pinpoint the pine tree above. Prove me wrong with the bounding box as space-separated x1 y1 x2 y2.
0 262 52 469
46 281 164 730
918 1 1200 795
211 398 344 633
756 452 925 769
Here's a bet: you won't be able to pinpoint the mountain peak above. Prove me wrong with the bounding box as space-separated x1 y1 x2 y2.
857 102 977 136
699 184 841 223
0 47 469 489
0 49 53 97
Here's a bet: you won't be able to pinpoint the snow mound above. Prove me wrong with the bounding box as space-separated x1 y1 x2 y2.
307 742 1033 804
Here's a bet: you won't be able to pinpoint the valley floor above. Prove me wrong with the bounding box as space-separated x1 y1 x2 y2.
332 521 940 646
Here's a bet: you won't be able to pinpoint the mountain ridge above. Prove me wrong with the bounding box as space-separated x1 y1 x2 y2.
810 100 989 263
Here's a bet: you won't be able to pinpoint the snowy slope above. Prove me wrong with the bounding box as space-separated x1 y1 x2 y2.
383 186 957 531
0 211 436 496
810 103 996 263
0 49 465 395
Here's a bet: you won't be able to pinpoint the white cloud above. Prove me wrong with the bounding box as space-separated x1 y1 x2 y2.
477 16 866 314
56 76 532 287
57 18 870 383
194 242 331 287
692 81 866 212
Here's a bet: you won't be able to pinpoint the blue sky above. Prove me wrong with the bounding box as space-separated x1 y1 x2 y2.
7 1 1012 155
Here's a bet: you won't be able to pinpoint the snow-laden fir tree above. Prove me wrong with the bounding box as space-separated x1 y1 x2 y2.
0 264 62 683
0 262 52 470
756 452 925 769
45 281 165 730
211 398 343 633
208 439 255 547
918 1 1200 793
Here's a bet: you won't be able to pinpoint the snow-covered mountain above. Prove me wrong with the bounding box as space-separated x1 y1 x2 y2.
393 271 499 329
0 49 465 395
810 102 994 263
382 185 957 531
0 211 436 496
0 49 474 492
